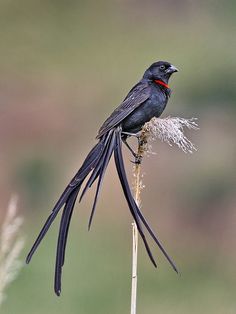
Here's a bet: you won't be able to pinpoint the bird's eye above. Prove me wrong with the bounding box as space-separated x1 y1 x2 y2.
160 65 166 71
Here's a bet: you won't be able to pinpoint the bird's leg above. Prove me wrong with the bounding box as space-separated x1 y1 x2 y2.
122 138 137 158
122 131 143 164
121 131 141 138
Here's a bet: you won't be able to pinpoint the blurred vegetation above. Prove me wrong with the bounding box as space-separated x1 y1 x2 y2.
0 0 235 313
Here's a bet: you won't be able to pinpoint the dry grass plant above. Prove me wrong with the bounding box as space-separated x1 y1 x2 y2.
130 116 198 314
0 196 25 306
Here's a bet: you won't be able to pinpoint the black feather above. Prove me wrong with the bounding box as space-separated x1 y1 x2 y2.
114 130 157 267
97 82 151 138
114 130 177 272
132 201 178 273
54 188 79 296
26 140 105 264
79 132 112 203
26 187 72 264
88 130 116 229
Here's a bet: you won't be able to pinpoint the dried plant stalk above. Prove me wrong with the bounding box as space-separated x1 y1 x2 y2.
130 116 197 313
130 133 147 314
0 196 25 306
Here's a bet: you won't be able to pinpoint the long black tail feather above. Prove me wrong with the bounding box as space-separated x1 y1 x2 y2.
54 130 116 294
79 131 112 203
61 191 79 268
88 130 116 229
55 188 79 296
26 130 118 296
114 129 178 272
114 130 157 267
132 200 178 273
26 186 72 264
26 139 106 264
27 126 177 296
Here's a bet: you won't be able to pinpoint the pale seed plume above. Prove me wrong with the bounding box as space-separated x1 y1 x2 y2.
143 116 198 154
0 196 25 306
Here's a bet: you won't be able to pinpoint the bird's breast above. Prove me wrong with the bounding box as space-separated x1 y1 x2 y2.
121 87 168 134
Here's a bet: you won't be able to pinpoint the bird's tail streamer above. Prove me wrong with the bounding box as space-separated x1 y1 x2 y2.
114 128 178 273
26 129 117 295
26 127 177 296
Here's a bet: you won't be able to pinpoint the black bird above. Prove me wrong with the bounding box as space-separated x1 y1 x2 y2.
26 61 179 296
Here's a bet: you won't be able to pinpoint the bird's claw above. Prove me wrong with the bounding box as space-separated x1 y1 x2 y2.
135 155 143 164
130 154 142 164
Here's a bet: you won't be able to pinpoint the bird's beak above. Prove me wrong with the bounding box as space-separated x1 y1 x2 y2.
166 65 179 74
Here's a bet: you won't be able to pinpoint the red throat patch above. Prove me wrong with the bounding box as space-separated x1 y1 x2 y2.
154 80 169 89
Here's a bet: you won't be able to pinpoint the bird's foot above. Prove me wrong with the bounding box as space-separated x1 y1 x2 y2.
132 155 142 164
130 154 142 164
122 132 144 164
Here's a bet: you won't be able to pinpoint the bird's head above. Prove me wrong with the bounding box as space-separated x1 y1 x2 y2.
143 61 179 84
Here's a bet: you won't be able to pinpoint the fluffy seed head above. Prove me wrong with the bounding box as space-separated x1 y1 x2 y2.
142 116 198 154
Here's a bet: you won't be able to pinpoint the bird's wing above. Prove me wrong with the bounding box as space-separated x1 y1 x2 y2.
97 81 151 138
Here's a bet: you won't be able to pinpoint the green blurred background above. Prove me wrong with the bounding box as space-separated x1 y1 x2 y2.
0 0 236 313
